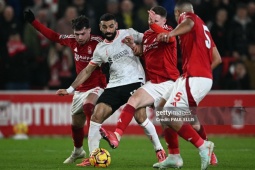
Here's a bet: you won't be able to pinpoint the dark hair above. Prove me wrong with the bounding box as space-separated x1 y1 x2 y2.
151 6 167 18
99 13 116 22
176 0 192 7
71 15 90 30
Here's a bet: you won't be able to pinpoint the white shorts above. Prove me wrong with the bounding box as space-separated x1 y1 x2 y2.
141 80 174 106
162 85 174 101
71 87 104 115
164 77 212 107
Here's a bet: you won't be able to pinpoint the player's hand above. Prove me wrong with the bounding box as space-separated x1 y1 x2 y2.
122 36 135 49
56 89 69 96
24 9 35 23
132 44 143 56
148 10 156 24
157 33 170 42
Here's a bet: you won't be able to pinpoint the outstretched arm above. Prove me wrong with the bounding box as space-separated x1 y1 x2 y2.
24 9 61 43
155 18 194 42
56 63 98 95
168 18 194 37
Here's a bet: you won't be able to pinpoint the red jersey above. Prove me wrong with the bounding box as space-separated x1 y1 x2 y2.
32 20 106 91
178 12 215 79
142 25 179 83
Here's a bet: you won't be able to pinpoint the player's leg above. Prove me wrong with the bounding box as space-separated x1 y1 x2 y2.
153 97 183 168
77 87 119 167
87 86 123 153
189 77 218 166
82 87 104 132
77 102 113 167
88 103 113 153
114 87 154 137
134 107 166 162
157 96 180 156
156 78 214 170
192 116 218 165
100 82 154 148
63 91 88 164
114 81 174 140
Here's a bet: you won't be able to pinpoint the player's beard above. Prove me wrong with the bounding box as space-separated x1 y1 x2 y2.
102 31 117 41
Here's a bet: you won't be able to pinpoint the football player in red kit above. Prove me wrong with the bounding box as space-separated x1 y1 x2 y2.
150 0 222 170
24 10 106 164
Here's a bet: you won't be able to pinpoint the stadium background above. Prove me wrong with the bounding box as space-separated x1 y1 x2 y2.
0 0 255 139
0 1 255 170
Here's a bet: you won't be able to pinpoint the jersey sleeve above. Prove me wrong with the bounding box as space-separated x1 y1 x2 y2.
150 24 168 33
32 20 71 46
149 24 175 43
127 28 144 44
90 47 103 66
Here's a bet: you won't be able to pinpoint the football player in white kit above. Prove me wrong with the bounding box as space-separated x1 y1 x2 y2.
57 13 165 166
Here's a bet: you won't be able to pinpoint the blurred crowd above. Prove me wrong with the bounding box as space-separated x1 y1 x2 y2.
0 0 255 91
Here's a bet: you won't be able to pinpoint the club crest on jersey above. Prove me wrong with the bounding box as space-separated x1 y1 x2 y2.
88 46 92 54
75 53 80 61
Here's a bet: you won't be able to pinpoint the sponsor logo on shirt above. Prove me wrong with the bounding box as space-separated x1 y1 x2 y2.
112 49 129 61
143 41 158 53
74 53 92 62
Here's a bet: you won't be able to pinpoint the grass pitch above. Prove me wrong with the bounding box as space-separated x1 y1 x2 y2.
0 136 254 170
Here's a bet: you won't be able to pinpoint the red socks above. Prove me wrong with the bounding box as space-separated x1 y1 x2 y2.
115 104 135 136
177 124 204 148
164 127 180 154
197 125 208 140
83 103 94 130
71 125 84 148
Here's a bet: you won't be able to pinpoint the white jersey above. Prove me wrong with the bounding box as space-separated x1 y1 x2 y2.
90 28 145 88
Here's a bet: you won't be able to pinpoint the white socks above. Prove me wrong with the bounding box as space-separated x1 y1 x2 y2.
88 121 102 154
140 118 163 151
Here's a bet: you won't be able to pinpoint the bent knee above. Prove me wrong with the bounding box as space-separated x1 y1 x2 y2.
134 108 147 124
91 103 112 123
72 114 85 127
127 96 141 108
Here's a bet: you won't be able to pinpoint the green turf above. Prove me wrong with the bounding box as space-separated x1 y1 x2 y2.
0 136 254 169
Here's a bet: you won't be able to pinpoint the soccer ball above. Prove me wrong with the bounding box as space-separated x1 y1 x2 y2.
89 148 111 168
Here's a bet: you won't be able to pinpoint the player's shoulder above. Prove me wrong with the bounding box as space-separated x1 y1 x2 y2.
118 29 129 34
90 35 103 43
59 34 76 39
179 12 196 21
